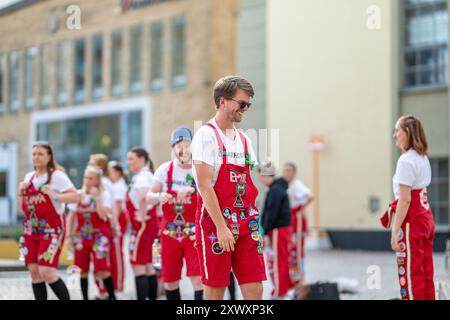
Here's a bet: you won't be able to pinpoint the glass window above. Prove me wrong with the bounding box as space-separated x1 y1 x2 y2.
56 41 70 106
150 21 164 91
8 50 20 112
39 44 52 109
171 15 186 88
429 158 449 227
92 33 103 100
36 111 142 187
74 38 85 104
24 47 37 111
0 54 4 113
111 30 124 97
129 24 143 94
404 0 448 88
0 171 6 197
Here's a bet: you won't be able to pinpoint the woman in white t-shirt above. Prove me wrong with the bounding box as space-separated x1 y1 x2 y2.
126 147 159 300
381 115 435 300
147 127 202 300
18 141 78 300
66 166 116 300
108 160 130 293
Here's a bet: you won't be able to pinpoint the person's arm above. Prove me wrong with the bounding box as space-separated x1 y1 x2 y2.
391 184 411 252
91 188 111 220
146 181 172 205
302 194 314 209
262 187 283 232
195 162 235 252
66 210 76 251
42 186 79 203
137 187 150 222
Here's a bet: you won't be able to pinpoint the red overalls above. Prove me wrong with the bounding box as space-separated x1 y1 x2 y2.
126 185 158 265
266 226 292 297
289 204 307 286
72 198 112 273
195 124 267 287
160 161 200 282
21 173 65 268
114 208 129 291
381 189 435 300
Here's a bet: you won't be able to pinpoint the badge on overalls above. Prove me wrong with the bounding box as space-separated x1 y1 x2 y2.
231 223 240 235
239 208 248 220
173 203 185 226
234 182 246 208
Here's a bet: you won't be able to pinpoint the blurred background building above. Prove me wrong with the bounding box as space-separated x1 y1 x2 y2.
0 0 448 251
0 0 238 225
238 0 449 250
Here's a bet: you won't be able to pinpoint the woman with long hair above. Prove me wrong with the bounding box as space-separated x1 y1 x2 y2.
108 160 130 293
126 147 159 300
18 141 78 300
381 115 435 300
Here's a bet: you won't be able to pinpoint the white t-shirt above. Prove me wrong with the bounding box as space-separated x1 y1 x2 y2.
112 178 128 211
153 160 196 193
102 177 115 208
288 179 312 208
67 191 112 212
191 118 258 188
393 149 432 199
128 167 154 211
24 170 75 215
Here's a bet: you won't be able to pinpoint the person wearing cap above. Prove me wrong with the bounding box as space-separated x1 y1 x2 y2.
146 127 203 300
257 161 293 299
191 76 266 300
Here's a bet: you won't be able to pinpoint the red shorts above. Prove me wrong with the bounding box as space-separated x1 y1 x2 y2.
129 221 157 265
73 233 111 273
161 234 200 282
195 213 266 287
23 233 64 268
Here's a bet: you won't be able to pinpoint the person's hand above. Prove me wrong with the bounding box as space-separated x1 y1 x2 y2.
42 185 56 199
177 187 194 203
159 192 173 205
18 182 29 196
391 229 401 252
217 224 235 252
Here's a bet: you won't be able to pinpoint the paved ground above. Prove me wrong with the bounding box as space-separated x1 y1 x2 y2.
0 248 448 300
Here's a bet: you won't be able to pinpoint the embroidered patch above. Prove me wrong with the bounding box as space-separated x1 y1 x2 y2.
212 242 224 255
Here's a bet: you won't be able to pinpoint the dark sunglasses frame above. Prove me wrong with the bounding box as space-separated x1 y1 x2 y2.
227 98 252 109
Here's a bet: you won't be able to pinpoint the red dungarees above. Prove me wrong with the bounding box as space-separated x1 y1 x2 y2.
126 185 158 265
72 197 112 273
195 124 267 287
21 173 65 268
381 189 435 300
160 161 200 282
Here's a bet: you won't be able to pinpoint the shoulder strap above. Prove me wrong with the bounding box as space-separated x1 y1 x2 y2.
166 161 174 193
206 123 227 164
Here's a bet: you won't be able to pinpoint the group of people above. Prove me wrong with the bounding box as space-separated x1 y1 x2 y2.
18 75 437 301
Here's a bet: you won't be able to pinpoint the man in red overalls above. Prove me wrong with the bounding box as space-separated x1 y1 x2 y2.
192 76 266 300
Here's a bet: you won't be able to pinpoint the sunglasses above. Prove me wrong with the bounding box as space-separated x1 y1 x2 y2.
227 98 252 110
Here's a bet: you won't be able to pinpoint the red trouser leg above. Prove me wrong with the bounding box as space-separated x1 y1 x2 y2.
398 218 435 300
269 227 291 297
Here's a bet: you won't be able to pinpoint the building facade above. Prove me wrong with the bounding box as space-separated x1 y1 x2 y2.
239 0 450 250
0 0 239 224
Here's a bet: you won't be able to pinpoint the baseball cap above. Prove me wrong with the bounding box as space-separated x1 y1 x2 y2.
171 127 193 146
